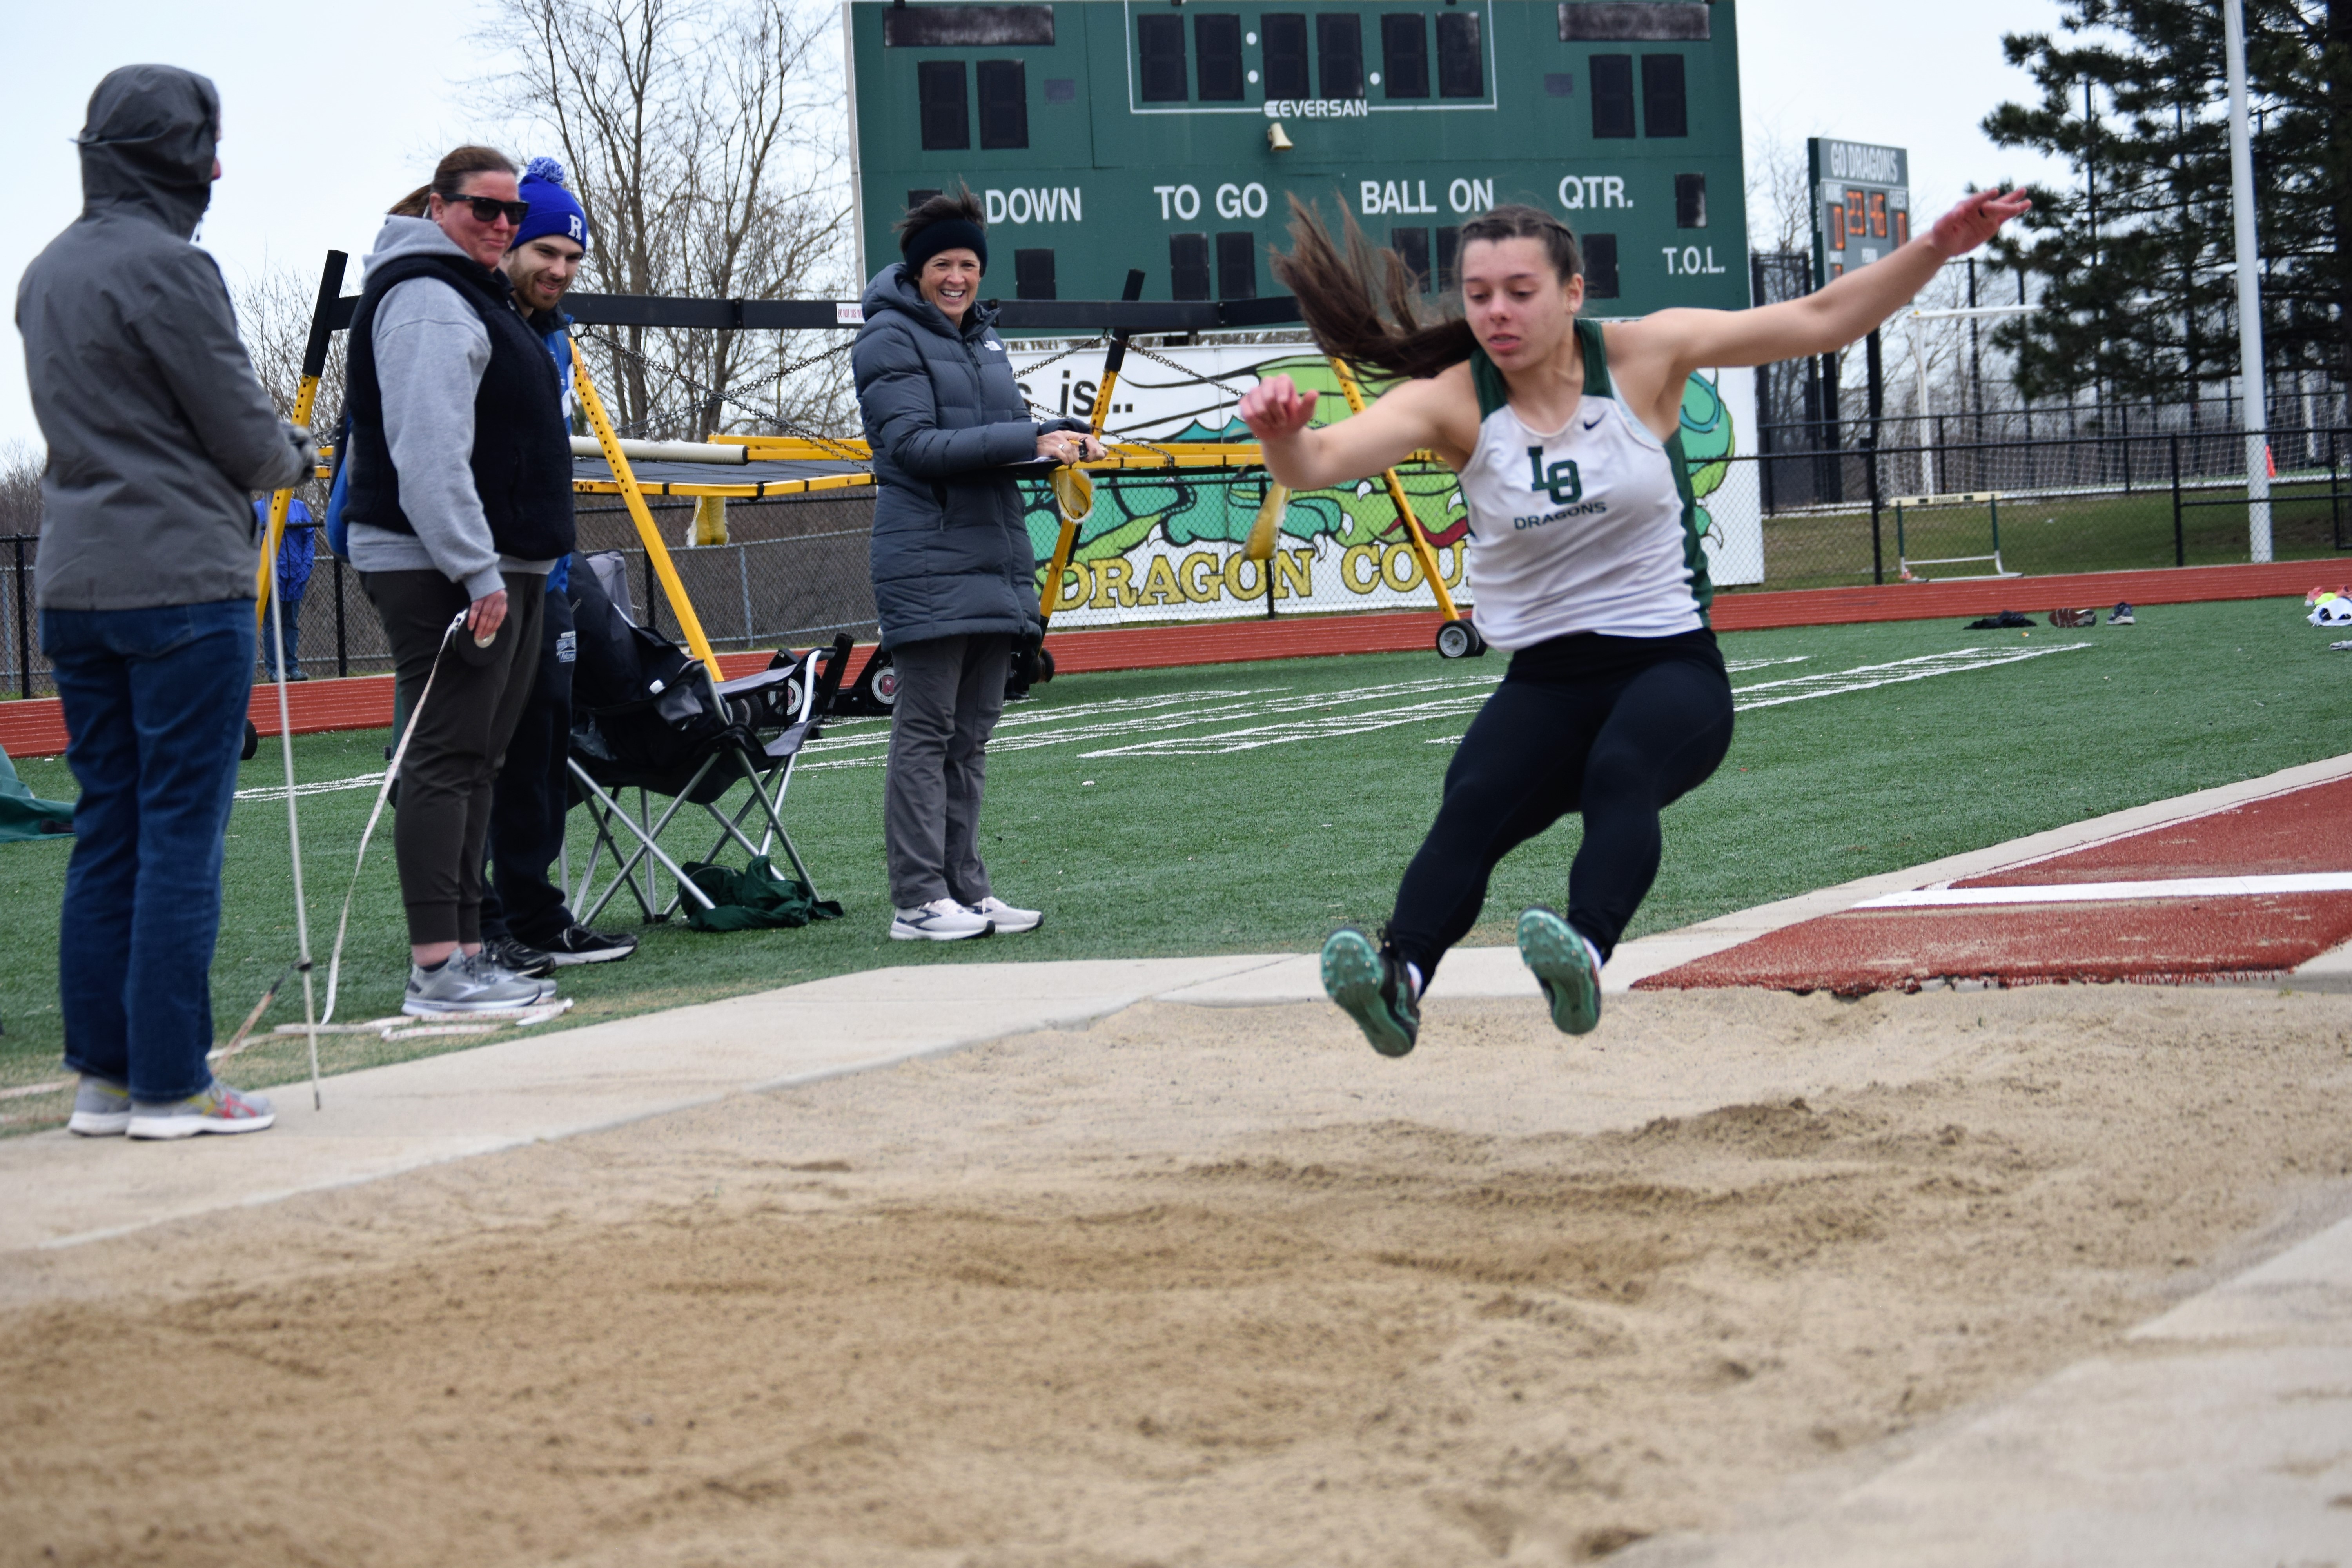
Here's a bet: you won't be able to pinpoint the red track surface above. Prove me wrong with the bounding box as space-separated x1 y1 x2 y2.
0 558 2321 759
1639 776 2352 995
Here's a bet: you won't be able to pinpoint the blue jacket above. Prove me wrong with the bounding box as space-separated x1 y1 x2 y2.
252 495 315 598
852 264 1083 650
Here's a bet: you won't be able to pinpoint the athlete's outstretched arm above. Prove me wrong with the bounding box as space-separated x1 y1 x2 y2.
1615 190 2030 395
1239 370 1458 489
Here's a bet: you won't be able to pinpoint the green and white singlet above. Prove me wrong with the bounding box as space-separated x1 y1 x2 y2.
1457 319 1713 650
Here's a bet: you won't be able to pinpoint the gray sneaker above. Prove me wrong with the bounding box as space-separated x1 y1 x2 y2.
470 947 557 1002
68 1075 133 1136
126 1079 275 1140
404 951 555 1016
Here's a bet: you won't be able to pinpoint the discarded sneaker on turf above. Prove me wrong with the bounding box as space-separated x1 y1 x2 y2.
2110 601 2136 625
1320 927 1419 1057
1517 907 1603 1036
1964 610 2036 630
2048 607 2099 628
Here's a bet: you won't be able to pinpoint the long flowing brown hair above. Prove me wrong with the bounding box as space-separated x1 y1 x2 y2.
1271 198 1585 381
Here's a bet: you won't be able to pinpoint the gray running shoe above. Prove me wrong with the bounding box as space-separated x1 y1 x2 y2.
1517 907 1602 1036
404 951 554 1016
126 1079 275 1140
1320 927 1419 1058
68 1075 132 1136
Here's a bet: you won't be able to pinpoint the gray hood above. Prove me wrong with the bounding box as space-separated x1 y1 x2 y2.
74 64 218 240
362 214 477 277
861 262 997 343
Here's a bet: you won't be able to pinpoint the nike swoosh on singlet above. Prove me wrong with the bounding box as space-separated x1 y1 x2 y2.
1582 411 1604 430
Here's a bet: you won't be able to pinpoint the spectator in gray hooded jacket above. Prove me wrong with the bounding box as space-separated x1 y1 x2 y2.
17 64 314 1139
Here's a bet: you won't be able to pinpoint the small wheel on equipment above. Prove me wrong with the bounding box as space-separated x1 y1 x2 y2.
1035 646 1056 684
873 665 900 708
1434 619 1486 660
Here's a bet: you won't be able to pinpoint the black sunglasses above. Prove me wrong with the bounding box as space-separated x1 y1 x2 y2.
443 194 530 225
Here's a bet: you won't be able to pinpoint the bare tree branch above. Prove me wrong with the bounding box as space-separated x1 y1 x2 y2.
483 0 856 439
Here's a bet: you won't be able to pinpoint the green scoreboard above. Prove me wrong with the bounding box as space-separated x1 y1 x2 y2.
847 0 1749 318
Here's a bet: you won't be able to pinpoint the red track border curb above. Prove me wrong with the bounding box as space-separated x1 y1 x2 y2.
0 559 2323 759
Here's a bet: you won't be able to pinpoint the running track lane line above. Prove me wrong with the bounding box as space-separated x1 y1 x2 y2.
1856 874 2352 907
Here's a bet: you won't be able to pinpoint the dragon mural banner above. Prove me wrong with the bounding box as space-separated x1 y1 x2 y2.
1009 342 1762 630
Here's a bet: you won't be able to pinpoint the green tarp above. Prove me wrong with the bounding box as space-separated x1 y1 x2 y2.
679 855 843 932
0 746 73 843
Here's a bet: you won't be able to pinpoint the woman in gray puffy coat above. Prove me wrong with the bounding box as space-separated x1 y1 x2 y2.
855 189 1100 942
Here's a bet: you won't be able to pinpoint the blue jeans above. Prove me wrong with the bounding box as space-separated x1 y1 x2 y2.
261 590 303 678
43 600 254 1102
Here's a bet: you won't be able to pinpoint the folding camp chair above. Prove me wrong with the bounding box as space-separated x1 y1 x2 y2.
563 562 850 924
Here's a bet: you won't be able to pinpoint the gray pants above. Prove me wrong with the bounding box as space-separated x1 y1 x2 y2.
884 633 1011 910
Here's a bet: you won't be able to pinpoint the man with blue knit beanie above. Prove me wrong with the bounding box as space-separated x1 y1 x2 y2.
481 160 638 973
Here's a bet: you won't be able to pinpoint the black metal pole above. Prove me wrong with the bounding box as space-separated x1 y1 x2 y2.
333 554 348 678
13 535 29 700
1866 330 1886 584
2171 432 2185 566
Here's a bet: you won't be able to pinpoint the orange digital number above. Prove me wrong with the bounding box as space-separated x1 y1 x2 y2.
1828 193 1846 250
1868 191 1888 239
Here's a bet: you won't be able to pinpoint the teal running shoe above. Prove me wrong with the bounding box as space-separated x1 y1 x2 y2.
1320 928 1420 1058
1517 907 1602 1036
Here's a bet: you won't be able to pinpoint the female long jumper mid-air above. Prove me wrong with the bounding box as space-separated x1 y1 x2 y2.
1241 189 2029 1057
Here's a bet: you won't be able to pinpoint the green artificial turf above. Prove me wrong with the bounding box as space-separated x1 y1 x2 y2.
4 594 2348 1129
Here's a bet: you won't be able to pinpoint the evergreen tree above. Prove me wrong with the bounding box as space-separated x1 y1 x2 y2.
1982 0 2347 407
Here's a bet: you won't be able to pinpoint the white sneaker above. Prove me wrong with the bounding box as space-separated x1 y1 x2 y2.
891 898 995 942
964 895 1041 934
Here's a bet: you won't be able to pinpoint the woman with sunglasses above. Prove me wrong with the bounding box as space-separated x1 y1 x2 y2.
341 145 577 1016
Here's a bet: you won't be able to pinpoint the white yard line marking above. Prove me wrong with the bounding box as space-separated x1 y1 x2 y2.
800 673 1504 770
1729 642 2092 710
234 772 386 802
1854 873 2352 908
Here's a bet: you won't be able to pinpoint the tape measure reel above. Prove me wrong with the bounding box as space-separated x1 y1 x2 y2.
1051 466 1094 524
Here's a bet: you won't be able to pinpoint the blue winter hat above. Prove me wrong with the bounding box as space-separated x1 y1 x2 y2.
512 157 589 252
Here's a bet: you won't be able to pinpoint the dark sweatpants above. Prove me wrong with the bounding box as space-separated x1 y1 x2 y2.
481 587 577 947
363 569 544 946
1384 628 1734 981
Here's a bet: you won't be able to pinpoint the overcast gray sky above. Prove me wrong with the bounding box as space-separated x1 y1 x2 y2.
0 0 2077 452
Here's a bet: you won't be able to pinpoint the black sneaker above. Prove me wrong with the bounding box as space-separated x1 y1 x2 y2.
2110 601 2135 625
540 924 639 965
483 935 555 978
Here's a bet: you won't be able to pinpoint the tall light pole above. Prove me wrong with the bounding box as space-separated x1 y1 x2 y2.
2223 0 2270 560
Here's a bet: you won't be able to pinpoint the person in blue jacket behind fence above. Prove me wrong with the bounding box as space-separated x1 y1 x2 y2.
252 492 314 680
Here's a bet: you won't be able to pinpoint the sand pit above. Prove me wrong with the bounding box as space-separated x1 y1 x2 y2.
5 983 2351 1566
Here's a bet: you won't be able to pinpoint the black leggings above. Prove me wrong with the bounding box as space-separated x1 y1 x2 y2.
1385 629 1734 979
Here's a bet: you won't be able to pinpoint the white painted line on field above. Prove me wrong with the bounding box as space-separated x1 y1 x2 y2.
1421 644 2091 746
1729 641 2093 710
1854 873 2352 908
234 772 385 802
